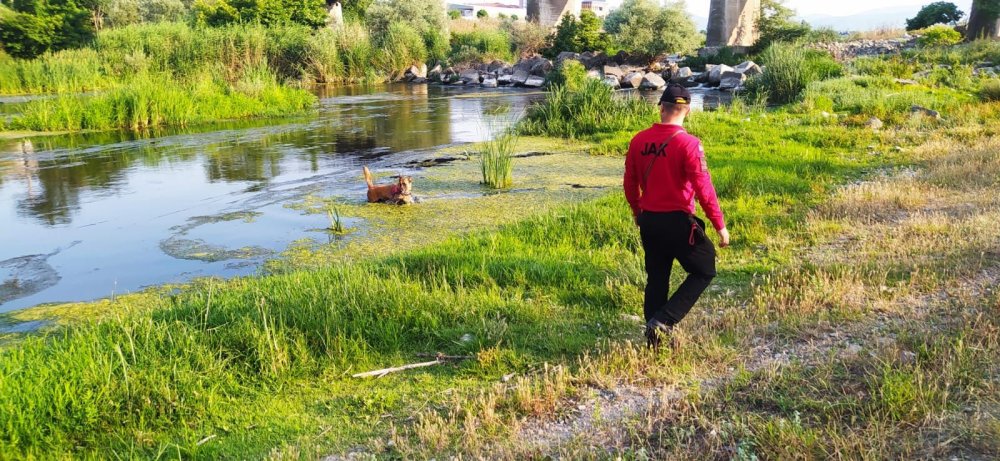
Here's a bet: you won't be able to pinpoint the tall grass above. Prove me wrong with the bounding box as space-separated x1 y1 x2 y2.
9 68 316 131
451 28 514 64
743 43 842 105
801 76 971 124
0 49 106 95
517 78 657 139
979 80 1000 102
479 131 518 189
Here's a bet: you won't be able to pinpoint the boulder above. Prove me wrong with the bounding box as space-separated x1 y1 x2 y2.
602 75 621 89
718 71 746 90
865 117 884 130
670 67 693 83
529 59 553 76
556 51 580 63
708 64 734 86
404 64 427 80
487 60 506 73
733 60 761 76
910 105 941 119
411 77 428 84
603 65 625 79
586 69 602 80
427 64 443 82
639 72 667 90
481 76 498 88
894 78 918 85
524 76 545 88
460 70 482 85
578 51 608 69
512 69 530 86
697 65 715 83
497 74 513 85
622 71 644 89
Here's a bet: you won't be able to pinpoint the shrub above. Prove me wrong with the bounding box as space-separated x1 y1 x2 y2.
517 78 657 139
546 59 587 91
916 25 963 47
450 27 514 64
604 0 701 57
507 20 549 57
477 9 488 19
448 9 460 20
743 43 842 105
755 0 811 52
978 80 1000 102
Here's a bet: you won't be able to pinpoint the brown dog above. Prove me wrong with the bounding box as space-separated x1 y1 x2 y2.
363 166 413 205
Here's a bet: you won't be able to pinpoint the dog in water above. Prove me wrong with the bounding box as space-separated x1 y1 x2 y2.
363 166 413 205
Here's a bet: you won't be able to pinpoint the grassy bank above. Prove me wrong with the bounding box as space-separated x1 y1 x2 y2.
2 42 998 458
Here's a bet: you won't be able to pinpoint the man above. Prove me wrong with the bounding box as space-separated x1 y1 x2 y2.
623 84 730 350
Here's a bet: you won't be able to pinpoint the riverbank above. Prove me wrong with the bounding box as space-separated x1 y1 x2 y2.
2 42 999 458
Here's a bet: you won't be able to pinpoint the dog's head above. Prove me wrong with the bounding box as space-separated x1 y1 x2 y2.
397 175 413 195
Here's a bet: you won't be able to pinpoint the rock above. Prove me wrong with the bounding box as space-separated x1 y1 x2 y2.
603 65 625 79
460 70 481 85
670 66 693 83
910 104 941 119
411 77 427 84
708 64 734 86
733 60 762 76
404 64 427 80
555 51 580 63
512 69 530 86
487 60 506 73
698 65 715 83
865 116 884 130
529 59 553 77
602 75 621 89
718 71 746 90
497 74 513 85
586 69 602 80
427 64 442 82
894 78 918 85
621 71 644 89
481 76 498 88
639 72 666 90
524 75 545 88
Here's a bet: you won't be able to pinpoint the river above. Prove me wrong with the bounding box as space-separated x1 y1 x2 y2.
0 83 729 314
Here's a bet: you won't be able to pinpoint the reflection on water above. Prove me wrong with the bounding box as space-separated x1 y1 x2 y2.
0 84 544 312
0 83 726 312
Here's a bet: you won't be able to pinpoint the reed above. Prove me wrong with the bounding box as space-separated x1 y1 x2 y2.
517 78 657 139
479 131 518 189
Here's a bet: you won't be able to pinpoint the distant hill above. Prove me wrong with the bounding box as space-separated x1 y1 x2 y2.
798 5 924 32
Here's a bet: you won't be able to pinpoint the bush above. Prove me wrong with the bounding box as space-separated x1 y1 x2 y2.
980 80 1000 102
916 25 963 47
545 11 612 57
450 27 514 64
0 0 95 59
604 0 701 56
448 9 460 20
755 0 811 52
546 59 587 91
507 20 549 57
517 78 657 139
743 43 842 105
477 9 488 19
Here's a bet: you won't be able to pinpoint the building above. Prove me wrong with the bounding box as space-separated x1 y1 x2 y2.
581 0 609 18
447 1 528 19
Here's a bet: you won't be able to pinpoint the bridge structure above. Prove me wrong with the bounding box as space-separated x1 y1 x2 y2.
706 0 760 47
526 0 582 27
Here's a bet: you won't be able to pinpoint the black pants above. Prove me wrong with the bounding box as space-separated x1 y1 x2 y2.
638 211 717 326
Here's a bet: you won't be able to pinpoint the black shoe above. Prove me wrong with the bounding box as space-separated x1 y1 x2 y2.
645 319 672 350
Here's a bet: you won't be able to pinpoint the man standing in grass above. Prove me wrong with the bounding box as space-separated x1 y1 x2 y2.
623 84 730 350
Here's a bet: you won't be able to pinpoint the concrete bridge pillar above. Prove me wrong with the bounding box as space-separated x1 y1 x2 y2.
527 0 582 27
706 0 760 47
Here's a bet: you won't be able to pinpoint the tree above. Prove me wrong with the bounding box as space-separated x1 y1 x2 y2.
447 8 459 19
755 0 810 51
967 0 1000 40
604 0 701 56
192 0 327 27
476 8 486 18
906 2 964 31
365 0 448 61
0 0 95 58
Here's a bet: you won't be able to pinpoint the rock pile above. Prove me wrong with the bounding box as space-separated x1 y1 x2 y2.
809 38 917 60
400 51 767 92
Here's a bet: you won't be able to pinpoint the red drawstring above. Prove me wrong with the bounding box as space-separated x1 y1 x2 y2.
689 222 698 245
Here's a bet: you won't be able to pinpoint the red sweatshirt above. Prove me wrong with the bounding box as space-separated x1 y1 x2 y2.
623 123 726 231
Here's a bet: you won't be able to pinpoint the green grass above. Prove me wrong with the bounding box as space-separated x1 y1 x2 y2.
478 131 517 189
6 68 315 132
517 78 658 140
743 42 843 105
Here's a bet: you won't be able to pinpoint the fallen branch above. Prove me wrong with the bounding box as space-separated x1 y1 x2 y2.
352 353 473 379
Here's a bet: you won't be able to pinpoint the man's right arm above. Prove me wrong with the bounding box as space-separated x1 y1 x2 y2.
623 139 642 219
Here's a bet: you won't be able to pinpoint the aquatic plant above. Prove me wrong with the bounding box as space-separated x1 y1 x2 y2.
479 131 517 189
326 206 345 234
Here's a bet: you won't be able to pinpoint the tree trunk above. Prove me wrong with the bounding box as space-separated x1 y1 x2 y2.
967 0 1000 40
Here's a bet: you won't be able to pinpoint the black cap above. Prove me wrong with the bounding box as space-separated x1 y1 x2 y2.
659 83 691 105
